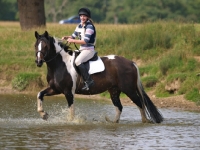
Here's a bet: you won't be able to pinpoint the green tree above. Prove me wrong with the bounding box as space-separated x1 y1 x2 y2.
0 0 18 21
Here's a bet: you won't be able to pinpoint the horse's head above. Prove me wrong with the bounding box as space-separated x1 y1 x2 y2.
34 31 52 67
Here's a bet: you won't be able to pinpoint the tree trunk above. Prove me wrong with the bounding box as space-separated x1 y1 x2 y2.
17 0 46 30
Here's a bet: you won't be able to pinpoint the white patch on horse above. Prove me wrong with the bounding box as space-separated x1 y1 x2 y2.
53 39 77 94
115 106 121 123
60 50 77 95
105 55 115 59
37 92 43 112
37 41 42 58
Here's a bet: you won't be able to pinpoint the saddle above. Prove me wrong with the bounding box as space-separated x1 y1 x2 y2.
58 42 104 74
73 51 105 75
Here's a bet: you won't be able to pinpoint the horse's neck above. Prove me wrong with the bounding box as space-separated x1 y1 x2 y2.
60 52 76 73
60 51 72 63
46 52 76 76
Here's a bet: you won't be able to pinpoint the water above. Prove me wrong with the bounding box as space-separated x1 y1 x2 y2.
0 94 200 150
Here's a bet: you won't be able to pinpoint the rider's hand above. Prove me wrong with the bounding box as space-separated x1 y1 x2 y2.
62 36 70 40
67 38 74 43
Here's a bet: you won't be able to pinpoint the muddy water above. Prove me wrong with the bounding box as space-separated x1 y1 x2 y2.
0 94 199 150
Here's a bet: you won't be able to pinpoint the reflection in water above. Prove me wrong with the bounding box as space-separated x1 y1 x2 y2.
0 94 200 149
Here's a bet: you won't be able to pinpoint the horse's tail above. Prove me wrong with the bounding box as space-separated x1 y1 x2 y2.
133 63 164 123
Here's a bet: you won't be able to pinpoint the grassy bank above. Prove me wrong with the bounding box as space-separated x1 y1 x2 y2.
0 21 200 104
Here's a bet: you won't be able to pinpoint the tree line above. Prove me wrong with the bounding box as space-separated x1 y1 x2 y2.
1 0 200 24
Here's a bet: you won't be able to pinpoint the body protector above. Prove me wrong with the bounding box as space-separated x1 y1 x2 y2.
76 22 96 46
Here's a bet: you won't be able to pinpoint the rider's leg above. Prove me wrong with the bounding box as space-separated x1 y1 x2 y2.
77 63 94 90
75 50 96 90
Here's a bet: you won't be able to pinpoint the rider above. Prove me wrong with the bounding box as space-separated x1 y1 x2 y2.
62 8 96 91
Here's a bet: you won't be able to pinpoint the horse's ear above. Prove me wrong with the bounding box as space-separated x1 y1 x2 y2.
44 31 49 38
35 31 39 39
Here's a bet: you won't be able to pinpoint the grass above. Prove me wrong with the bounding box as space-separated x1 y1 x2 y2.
0 21 200 104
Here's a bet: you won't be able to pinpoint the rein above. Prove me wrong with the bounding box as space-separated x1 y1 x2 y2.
43 48 63 63
74 43 79 50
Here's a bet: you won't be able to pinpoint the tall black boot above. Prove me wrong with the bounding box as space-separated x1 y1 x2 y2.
77 64 94 90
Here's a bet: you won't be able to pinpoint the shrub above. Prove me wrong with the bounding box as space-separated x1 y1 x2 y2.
12 73 42 91
12 76 28 91
166 73 187 83
185 88 200 105
141 76 158 88
159 53 185 75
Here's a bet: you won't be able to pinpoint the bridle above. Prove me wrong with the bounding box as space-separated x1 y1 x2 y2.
35 37 63 63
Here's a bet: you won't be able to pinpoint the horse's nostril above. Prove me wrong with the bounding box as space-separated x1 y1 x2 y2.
35 59 43 67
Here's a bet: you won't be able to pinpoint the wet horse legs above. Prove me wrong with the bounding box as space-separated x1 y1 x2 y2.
64 92 75 121
127 91 150 123
37 87 60 120
108 88 123 123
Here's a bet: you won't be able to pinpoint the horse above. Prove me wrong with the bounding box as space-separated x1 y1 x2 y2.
34 31 164 123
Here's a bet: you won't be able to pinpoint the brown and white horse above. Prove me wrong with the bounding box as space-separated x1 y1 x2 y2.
34 31 163 123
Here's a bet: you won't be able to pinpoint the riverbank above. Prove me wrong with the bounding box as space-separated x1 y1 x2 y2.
1 86 199 112
75 91 200 112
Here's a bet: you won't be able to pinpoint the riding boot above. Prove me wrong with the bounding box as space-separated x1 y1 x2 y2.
77 64 94 90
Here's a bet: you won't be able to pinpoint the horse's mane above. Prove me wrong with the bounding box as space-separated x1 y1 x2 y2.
53 37 73 55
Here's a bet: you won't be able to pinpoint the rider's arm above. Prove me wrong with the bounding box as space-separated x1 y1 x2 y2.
67 38 86 44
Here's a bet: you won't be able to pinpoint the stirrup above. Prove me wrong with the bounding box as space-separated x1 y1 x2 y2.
82 80 94 91
82 84 89 91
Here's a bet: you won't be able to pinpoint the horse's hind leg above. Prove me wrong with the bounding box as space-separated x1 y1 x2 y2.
37 87 59 120
126 91 150 123
107 88 122 123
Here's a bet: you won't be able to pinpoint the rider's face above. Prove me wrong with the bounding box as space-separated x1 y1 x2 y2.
80 15 88 24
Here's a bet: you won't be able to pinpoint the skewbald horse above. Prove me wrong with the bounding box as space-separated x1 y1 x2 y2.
34 31 163 123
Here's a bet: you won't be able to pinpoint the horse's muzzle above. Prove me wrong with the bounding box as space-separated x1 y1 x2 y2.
35 59 43 67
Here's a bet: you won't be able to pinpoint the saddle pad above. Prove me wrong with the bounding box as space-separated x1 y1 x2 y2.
88 57 105 74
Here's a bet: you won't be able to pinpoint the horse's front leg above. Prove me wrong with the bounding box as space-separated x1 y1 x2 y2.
64 92 75 121
37 87 59 120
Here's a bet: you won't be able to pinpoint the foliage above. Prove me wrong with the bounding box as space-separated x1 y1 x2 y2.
159 53 185 75
0 0 18 21
1 0 200 23
141 76 158 88
12 75 28 91
166 73 187 83
12 73 42 91
185 88 200 105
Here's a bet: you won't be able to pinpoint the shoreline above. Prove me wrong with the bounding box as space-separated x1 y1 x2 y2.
1 87 199 112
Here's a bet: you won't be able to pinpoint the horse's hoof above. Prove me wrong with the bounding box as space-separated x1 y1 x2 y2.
40 112 49 120
105 116 111 122
105 116 119 123
142 119 152 124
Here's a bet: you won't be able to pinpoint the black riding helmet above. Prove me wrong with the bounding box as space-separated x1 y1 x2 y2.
78 8 91 18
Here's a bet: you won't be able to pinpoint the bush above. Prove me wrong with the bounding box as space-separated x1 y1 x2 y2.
12 76 28 91
12 73 42 91
141 76 158 88
185 88 200 105
159 53 185 75
166 73 187 83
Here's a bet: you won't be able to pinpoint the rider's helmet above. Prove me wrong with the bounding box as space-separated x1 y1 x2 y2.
78 8 91 18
